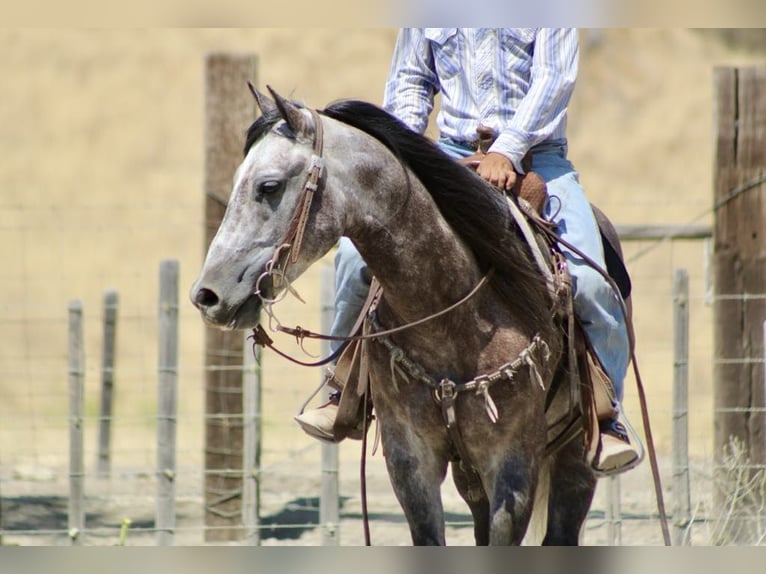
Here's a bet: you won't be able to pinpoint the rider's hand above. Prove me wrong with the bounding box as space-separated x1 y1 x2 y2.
456 152 484 170
476 152 517 191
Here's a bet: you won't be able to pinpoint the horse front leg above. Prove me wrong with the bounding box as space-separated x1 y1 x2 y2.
486 450 540 545
542 439 596 545
381 427 449 545
452 462 490 545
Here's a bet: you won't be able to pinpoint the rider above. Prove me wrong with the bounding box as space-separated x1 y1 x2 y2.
295 28 639 474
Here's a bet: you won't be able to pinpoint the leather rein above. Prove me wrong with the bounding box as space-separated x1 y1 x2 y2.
246 108 671 546
249 109 494 362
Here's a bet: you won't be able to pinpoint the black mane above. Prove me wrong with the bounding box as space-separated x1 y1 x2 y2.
244 98 552 337
322 100 552 338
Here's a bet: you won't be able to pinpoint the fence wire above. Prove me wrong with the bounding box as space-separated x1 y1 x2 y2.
1 225 765 545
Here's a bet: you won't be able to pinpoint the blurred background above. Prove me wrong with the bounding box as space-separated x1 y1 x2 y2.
1 28 765 545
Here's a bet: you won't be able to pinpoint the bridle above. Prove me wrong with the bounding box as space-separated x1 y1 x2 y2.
250 109 493 363
250 107 336 355
255 107 325 287
281 108 325 266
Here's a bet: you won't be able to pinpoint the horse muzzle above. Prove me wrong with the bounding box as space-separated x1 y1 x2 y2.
190 276 266 330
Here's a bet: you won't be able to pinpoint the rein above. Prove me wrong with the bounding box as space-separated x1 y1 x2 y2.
246 106 670 545
250 272 493 370
528 212 672 547
246 109 497 546
250 108 494 361
255 272 493 351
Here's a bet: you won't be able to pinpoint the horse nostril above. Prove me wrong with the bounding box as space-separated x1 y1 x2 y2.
195 287 219 309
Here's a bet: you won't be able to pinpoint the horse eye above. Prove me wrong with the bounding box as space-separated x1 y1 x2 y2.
257 180 284 195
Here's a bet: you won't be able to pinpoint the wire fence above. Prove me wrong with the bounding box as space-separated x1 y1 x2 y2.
0 226 764 545
0 152 764 545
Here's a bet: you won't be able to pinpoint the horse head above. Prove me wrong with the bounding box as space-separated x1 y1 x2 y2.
190 86 343 330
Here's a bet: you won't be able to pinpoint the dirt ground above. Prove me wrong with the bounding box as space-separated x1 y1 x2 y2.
1 445 719 546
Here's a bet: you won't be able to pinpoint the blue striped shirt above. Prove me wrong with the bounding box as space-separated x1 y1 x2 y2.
382 28 579 172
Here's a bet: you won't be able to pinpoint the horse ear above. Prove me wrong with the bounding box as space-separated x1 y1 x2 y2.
247 81 278 117
266 85 312 138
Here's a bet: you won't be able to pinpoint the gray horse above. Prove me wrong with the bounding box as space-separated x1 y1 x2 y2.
191 87 598 545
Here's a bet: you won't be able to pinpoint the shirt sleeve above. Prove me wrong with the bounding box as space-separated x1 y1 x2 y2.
489 28 579 173
382 28 440 134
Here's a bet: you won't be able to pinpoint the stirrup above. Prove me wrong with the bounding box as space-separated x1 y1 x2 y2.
592 413 644 477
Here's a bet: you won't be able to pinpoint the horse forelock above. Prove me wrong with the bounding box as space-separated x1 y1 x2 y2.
321 99 553 338
244 109 283 157
245 101 319 160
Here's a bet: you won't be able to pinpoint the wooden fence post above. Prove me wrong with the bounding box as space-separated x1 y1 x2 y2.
157 260 179 546
672 269 691 545
319 264 340 545
713 66 766 543
67 300 85 546
97 289 118 478
203 53 258 541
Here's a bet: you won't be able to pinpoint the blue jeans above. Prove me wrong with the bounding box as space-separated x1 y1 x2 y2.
330 138 630 403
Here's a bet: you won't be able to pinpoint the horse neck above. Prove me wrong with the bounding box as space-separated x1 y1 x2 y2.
341 163 482 325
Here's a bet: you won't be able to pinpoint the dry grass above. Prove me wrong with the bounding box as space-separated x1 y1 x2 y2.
708 437 766 545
